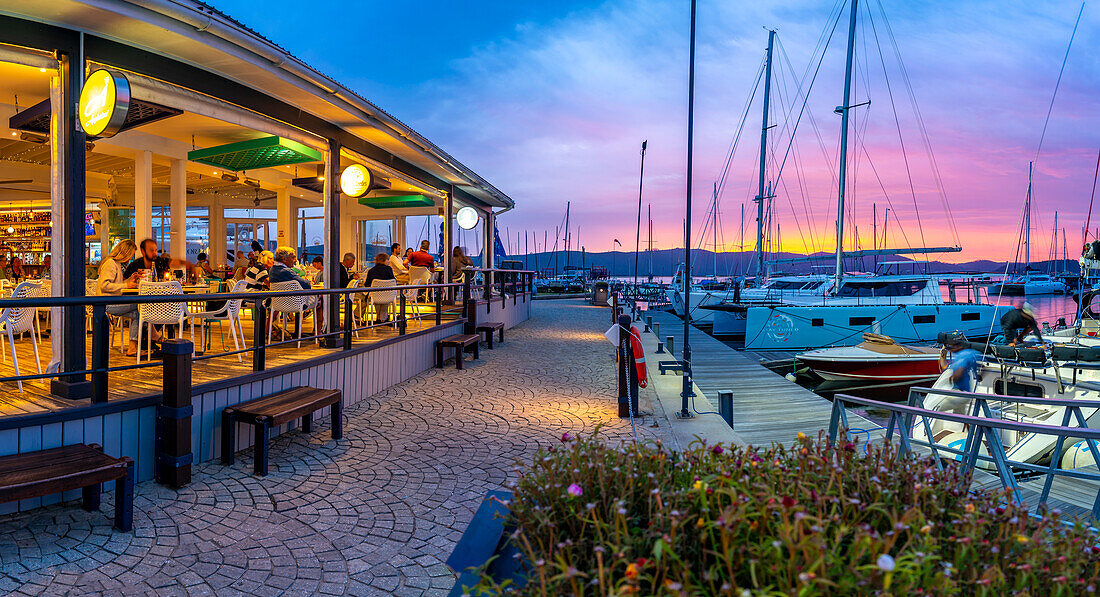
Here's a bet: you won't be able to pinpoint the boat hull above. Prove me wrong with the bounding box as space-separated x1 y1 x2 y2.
798 353 940 382
744 303 999 350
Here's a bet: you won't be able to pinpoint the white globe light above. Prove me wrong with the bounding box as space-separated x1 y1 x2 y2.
456 206 479 230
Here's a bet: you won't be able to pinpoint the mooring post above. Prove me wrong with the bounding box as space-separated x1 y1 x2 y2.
644 315 652 333
718 390 733 428
666 335 675 356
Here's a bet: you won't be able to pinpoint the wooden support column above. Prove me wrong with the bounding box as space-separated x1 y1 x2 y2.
169 158 186 258
50 45 90 399
134 150 153 242
323 140 341 347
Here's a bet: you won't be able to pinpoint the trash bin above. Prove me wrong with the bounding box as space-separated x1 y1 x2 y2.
591 281 610 306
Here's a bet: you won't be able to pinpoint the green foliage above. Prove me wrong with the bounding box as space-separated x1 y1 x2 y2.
472 431 1100 596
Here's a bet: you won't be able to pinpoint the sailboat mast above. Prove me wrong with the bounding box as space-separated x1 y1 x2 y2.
647 205 653 280
834 0 859 292
755 29 776 278
564 201 571 271
1025 162 1032 269
713 182 719 277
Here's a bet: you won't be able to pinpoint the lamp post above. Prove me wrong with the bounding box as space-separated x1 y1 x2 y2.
679 0 697 418
633 140 648 290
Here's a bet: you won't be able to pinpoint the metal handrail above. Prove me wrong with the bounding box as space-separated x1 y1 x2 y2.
828 392 1100 519
909 385 1100 409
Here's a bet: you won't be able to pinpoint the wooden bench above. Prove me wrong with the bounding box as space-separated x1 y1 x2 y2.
0 444 134 531
222 386 343 476
436 334 479 370
475 322 505 349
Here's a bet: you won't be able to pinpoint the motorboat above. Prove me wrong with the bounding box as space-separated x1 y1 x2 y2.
705 275 832 337
912 339 1100 470
742 274 1001 350
664 263 737 324
797 333 941 383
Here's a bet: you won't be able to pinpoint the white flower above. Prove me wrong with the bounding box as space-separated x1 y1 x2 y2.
876 554 895 572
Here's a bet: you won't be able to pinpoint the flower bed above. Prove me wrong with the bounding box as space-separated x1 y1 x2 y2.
472 431 1100 595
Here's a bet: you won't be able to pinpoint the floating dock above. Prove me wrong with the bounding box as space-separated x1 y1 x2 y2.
643 310 876 446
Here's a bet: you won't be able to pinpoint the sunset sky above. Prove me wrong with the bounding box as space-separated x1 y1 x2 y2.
217 0 1100 263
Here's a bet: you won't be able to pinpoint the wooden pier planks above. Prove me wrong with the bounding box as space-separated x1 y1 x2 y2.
647 310 874 446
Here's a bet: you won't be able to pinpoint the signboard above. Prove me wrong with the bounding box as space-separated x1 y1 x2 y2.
456 206 479 230
78 69 130 138
340 164 372 198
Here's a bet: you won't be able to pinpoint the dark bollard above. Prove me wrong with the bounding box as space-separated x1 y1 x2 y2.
653 322 659 338
718 390 733 428
666 335 675 356
645 315 652 333
656 341 665 354
616 314 639 418
157 339 193 488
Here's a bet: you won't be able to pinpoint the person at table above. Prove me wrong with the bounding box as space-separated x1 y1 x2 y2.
39 255 50 280
123 238 194 281
98 239 158 357
450 246 473 282
270 247 322 331
364 252 395 323
245 251 272 290
8 257 23 281
0 256 10 281
231 251 248 282
338 252 359 289
310 256 324 284
388 243 409 284
409 241 436 269
402 248 414 269
191 252 214 280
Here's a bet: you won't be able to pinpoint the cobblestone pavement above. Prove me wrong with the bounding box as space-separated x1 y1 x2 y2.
0 299 671 596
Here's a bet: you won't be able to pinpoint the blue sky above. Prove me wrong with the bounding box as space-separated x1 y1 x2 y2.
215 0 1100 262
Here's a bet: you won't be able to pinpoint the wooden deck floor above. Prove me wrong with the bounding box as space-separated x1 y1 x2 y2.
0 306 461 417
647 310 875 445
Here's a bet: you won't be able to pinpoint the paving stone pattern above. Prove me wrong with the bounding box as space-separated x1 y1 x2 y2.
0 299 670 596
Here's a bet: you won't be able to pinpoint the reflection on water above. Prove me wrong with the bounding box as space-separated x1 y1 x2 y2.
986 294 1080 327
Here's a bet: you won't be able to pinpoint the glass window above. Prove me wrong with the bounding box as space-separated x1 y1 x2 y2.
837 280 928 297
107 208 134 252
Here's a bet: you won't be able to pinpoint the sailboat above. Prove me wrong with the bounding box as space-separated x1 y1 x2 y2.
986 164 1069 296
732 0 999 349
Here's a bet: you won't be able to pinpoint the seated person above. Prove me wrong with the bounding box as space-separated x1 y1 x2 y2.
310 256 324 283
244 252 272 290
388 243 409 283
191 252 214 280
339 252 359 288
364 253 395 322
123 238 193 280
270 246 322 330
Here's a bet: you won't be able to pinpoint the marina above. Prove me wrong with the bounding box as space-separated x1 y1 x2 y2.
0 0 1097 594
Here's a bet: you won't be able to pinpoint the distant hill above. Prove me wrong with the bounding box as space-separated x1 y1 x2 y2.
507 248 1081 278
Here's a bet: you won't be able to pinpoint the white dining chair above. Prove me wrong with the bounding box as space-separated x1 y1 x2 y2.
368 279 399 328
344 278 363 338
188 279 249 361
268 280 315 348
136 280 189 364
34 279 51 337
407 266 431 302
0 280 42 392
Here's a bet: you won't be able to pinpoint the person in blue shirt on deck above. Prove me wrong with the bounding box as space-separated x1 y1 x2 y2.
938 331 981 392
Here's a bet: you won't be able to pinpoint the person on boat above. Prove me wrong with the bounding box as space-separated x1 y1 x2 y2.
1000 299 1042 345
938 331 981 392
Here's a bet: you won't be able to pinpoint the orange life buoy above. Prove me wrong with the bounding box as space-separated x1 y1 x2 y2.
629 325 648 388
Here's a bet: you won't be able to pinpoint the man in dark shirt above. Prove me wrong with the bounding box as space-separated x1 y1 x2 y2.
364 253 395 322
123 238 193 280
338 252 359 289
270 247 321 334
1001 300 1042 344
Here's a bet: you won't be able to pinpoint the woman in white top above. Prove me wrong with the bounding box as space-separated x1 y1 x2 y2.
98 239 151 357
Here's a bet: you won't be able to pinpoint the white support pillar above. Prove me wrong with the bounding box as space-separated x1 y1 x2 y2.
442 192 453 284
396 216 407 252
134 150 153 242
47 73 64 373
210 205 225 270
276 186 291 250
169 158 186 258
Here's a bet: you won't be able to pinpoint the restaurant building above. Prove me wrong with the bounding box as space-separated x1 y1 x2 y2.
0 0 528 501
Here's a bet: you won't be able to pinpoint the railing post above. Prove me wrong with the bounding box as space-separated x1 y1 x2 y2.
156 338 193 488
483 271 491 304
435 286 443 325
463 279 472 305
252 298 266 371
465 297 478 335
398 293 407 335
512 272 517 306
90 304 109 404
611 292 618 323
343 293 353 350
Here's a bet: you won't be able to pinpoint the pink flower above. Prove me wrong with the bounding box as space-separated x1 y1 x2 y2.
567 483 583 497
561 432 572 443
711 445 724 455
